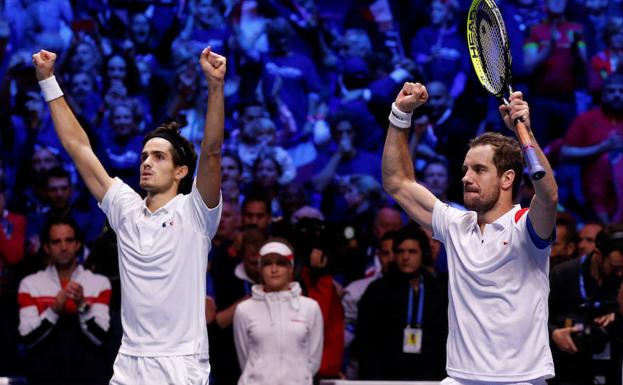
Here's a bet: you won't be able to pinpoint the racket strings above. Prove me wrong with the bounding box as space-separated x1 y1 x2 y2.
475 4 508 95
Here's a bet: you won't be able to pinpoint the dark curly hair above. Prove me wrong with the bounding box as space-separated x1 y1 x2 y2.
143 122 197 194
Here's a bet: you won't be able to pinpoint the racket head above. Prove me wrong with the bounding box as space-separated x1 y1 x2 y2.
466 0 513 99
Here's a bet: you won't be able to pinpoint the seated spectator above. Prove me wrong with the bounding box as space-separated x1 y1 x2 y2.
560 73 623 224
233 239 323 385
356 225 448 381
549 224 623 385
17 217 111 385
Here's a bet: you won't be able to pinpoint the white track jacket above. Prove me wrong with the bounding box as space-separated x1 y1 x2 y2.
233 282 323 385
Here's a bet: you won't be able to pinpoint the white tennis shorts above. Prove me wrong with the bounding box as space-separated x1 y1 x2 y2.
109 353 210 385
442 377 547 385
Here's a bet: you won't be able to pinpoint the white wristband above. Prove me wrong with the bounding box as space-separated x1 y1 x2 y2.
38 76 64 102
388 102 412 129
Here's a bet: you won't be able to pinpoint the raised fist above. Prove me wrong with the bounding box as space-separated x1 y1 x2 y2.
199 47 227 84
32 50 57 81
395 82 428 113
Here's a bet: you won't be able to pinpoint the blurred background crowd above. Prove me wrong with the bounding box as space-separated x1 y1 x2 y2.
0 0 623 384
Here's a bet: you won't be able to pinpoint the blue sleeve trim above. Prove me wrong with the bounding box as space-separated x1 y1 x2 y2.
526 215 555 249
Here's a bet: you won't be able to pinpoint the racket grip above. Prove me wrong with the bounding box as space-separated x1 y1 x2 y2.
515 122 546 181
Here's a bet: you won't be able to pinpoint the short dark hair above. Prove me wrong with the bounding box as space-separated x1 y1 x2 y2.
596 224 623 257
242 194 272 216
556 212 578 244
41 216 82 245
392 224 433 267
469 132 524 199
143 121 197 194
45 167 71 186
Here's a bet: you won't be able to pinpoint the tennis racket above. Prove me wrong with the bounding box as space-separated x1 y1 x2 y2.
466 0 545 180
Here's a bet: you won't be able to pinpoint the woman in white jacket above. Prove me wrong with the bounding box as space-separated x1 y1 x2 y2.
233 239 324 385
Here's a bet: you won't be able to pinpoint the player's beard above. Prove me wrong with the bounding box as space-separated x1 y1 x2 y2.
464 184 500 214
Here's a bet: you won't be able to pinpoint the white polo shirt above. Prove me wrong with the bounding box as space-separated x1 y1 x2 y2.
100 177 221 357
432 200 554 382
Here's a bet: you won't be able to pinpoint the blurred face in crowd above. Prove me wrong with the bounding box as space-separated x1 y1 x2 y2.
47 176 72 210
240 105 265 128
73 42 96 69
578 224 603 256
196 0 222 27
373 207 403 240
261 253 293 292
378 238 395 273
221 155 241 183
602 79 623 112
551 224 575 258
547 0 567 15
242 201 271 230
430 0 450 25
140 138 186 194
32 148 59 174
343 182 364 209
111 104 136 139
427 82 450 121
108 55 127 83
71 72 94 100
462 145 502 213
44 224 81 269
423 163 450 199
395 238 423 274
342 29 372 58
600 249 623 282
131 13 151 44
216 202 240 241
254 158 279 189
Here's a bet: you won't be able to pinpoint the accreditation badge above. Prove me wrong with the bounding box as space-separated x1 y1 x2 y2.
403 327 423 354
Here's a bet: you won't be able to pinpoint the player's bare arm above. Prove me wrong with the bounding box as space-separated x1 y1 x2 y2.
197 47 226 208
499 92 558 239
382 82 438 230
32 50 113 202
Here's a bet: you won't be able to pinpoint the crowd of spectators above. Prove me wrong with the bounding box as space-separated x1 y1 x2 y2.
0 0 622 384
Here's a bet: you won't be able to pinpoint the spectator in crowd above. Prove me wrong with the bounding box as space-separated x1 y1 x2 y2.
560 73 623 224
65 71 102 131
365 206 405 277
577 222 605 257
233 239 323 385
241 194 273 234
411 0 468 100
549 224 623 385
523 0 587 145
0 183 27 375
211 227 266 385
421 160 465 210
17 217 111 385
221 150 244 205
26 167 104 248
356 226 448 380
588 16 623 96
342 230 396 379
550 211 579 267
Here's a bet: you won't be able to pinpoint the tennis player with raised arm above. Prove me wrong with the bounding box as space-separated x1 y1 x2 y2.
383 82 557 384
32 47 226 385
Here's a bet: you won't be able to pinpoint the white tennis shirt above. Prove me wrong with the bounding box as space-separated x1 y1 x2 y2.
101 178 221 357
432 200 554 382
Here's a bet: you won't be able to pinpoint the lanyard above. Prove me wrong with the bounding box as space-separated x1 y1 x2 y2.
579 255 587 301
244 280 251 295
407 280 425 327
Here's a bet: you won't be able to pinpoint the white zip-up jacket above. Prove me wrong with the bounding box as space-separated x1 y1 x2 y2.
233 281 323 385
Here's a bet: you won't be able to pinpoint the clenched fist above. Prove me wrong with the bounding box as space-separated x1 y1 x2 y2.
200 47 226 85
32 50 57 81
395 82 428 114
